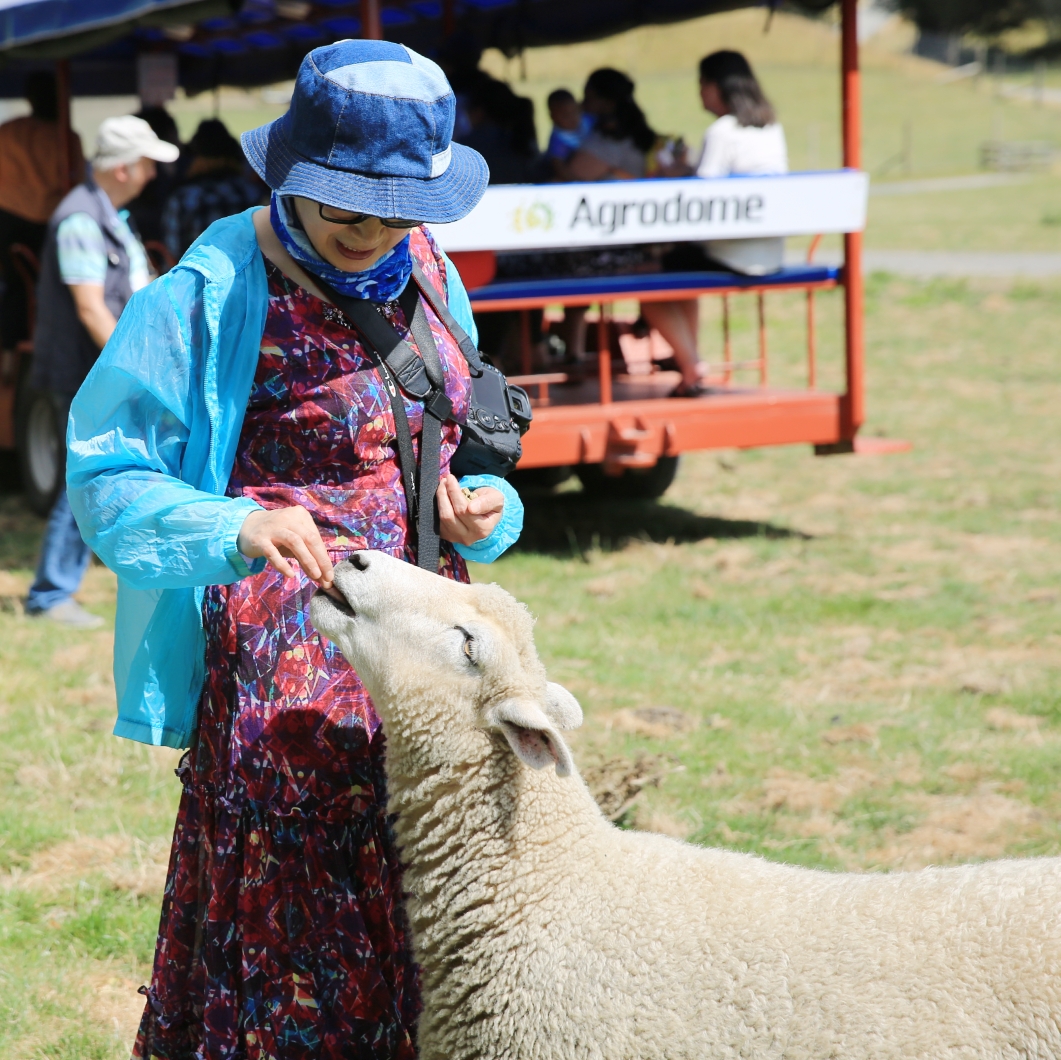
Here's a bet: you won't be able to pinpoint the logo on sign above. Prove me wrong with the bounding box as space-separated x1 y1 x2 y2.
512 201 555 233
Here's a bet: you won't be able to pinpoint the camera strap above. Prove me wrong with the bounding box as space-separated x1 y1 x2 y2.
409 263 485 377
313 275 453 573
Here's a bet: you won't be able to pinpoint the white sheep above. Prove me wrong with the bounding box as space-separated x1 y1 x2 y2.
310 551 1061 1060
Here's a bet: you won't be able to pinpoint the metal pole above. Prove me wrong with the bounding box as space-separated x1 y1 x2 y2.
722 294 732 385
596 306 611 405
361 0 382 40
806 289 817 389
841 0 864 436
520 309 532 375
757 292 767 387
56 59 74 192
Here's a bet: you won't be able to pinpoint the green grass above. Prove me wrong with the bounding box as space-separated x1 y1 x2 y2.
484 272 1061 871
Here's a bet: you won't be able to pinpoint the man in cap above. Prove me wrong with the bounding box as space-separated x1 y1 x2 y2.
25 115 178 627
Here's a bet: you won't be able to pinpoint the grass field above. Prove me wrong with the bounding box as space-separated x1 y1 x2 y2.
2 10 1061 1058
2 270 1060 1057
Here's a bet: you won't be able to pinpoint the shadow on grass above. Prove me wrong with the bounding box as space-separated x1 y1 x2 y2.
0 458 808 568
513 490 807 557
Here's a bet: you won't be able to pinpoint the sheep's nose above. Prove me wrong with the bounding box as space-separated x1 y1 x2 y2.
351 552 370 572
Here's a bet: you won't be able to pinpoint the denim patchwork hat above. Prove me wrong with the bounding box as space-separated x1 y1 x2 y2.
242 39 488 224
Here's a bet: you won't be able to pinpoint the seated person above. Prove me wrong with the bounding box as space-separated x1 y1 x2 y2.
545 88 592 179
460 77 540 186
548 69 658 358
644 50 788 397
563 68 655 181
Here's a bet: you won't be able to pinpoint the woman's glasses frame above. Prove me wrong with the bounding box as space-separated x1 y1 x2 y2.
317 204 421 229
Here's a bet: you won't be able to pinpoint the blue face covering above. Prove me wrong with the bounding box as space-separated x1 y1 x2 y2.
269 193 413 302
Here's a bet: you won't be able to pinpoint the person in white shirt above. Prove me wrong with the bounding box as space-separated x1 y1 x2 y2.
644 51 787 397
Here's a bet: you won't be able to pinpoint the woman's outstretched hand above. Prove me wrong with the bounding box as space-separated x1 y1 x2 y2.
437 475 504 546
238 505 335 589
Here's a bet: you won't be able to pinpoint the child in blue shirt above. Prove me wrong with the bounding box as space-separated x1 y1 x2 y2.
546 88 593 176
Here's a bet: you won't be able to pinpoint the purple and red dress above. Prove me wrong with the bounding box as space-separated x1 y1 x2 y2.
134 229 472 1060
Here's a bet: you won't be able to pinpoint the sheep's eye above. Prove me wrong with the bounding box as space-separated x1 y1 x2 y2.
456 626 478 666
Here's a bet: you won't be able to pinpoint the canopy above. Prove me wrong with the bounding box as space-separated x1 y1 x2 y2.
0 0 833 97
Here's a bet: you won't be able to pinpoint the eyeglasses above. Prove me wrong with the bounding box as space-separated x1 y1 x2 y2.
317 203 422 228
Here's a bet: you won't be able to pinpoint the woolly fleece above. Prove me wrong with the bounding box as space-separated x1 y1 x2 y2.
310 552 1061 1060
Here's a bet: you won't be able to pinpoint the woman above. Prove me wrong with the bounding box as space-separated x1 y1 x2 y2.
535 68 659 359
67 41 521 1058
564 67 657 182
645 50 788 397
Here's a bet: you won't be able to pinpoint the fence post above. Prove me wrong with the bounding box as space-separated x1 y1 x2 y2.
841 0 865 437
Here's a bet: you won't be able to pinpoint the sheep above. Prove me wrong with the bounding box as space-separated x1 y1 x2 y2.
310 551 1061 1060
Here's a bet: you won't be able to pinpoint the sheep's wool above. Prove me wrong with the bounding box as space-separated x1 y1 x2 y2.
311 553 1061 1060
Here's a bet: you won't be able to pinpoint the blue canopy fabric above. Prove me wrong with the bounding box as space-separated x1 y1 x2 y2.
0 0 834 96
0 0 205 51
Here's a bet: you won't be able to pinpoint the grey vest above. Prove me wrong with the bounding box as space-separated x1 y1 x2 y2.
32 181 135 394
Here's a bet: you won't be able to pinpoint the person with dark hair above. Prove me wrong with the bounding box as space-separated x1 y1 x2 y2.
161 118 264 259
437 29 488 142
525 68 657 358
565 67 657 181
644 50 788 396
66 41 520 1054
698 50 778 130
686 49 787 272
460 75 540 186
0 70 84 348
546 88 592 177
124 105 182 245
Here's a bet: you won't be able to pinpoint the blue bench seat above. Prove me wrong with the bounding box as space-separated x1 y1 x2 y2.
467 264 842 304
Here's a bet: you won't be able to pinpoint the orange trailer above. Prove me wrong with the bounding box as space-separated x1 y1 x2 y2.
0 0 899 510
442 0 909 499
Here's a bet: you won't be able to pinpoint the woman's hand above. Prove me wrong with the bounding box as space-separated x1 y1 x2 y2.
238 505 335 589
437 475 504 546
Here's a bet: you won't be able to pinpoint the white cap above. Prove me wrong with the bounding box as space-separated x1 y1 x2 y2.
93 115 180 169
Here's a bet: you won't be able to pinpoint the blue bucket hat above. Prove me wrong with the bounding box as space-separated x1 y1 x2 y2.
241 39 489 224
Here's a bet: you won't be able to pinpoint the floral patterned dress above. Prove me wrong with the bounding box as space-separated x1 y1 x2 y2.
134 228 472 1060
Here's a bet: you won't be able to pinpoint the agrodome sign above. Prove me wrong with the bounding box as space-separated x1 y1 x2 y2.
432 170 869 252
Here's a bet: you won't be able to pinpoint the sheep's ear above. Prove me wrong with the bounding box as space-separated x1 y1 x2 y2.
543 682 583 730
490 698 575 778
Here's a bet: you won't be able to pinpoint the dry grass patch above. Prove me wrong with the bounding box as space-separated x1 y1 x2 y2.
612 706 695 740
759 767 880 815
84 969 147 1041
3 834 169 901
637 810 694 840
984 707 1042 733
822 723 880 746
868 790 1044 869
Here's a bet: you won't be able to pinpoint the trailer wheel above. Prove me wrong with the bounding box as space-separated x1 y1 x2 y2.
576 456 679 500
508 466 573 492
15 384 62 516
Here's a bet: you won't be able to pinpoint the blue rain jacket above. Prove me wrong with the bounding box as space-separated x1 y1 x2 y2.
67 208 522 749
